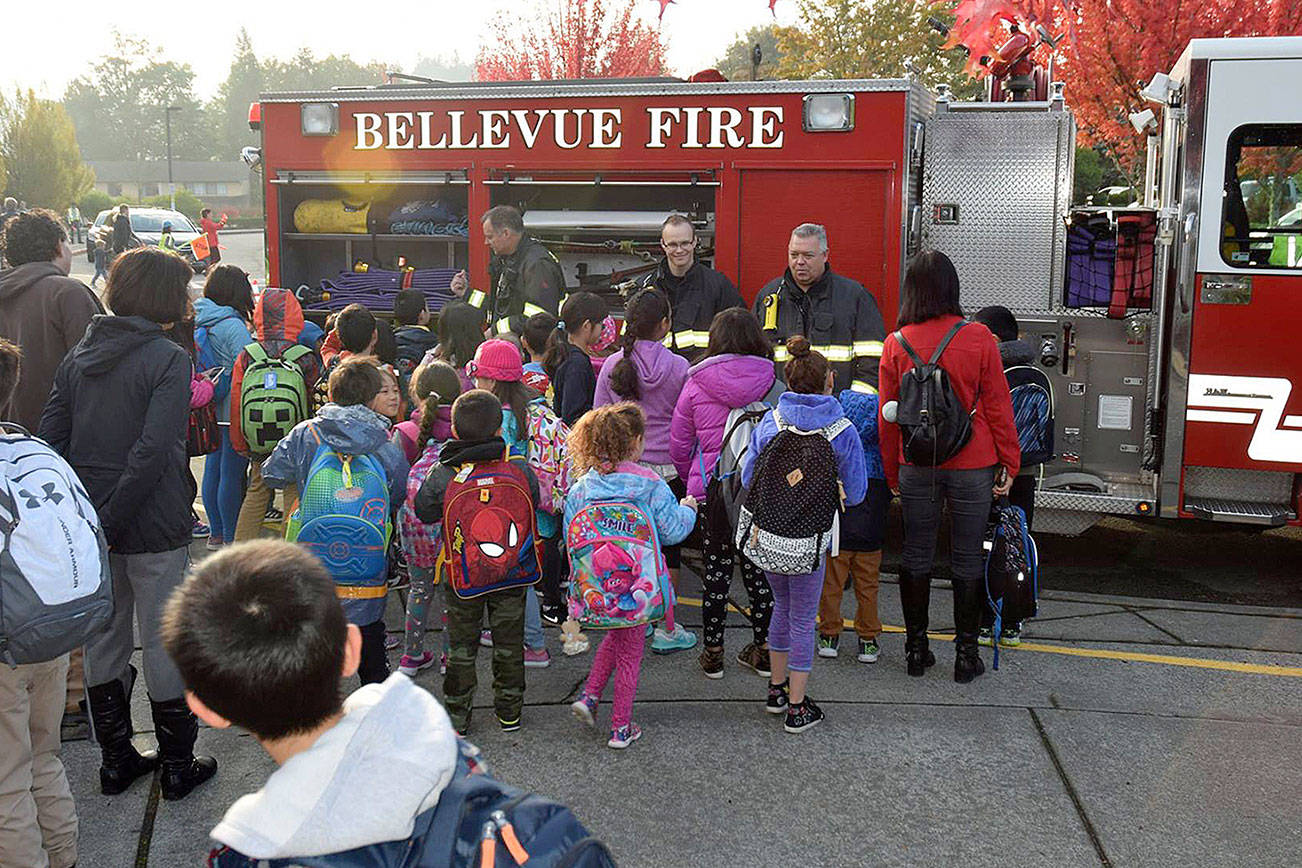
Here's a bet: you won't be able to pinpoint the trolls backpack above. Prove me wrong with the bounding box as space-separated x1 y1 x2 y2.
238 343 313 457
735 409 851 576
983 496 1039 669
440 454 540 599
704 402 769 535
893 321 976 466
566 498 668 630
524 400 570 514
1005 365 1055 467
286 431 392 595
0 424 113 665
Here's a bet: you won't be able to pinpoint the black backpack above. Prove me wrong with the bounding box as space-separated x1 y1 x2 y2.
735 409 850 576
1005 364 1054 467
894 321 975 466
983 496 1039 670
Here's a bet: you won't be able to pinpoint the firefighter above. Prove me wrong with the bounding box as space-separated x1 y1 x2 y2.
752 223 886 394
450 205 566 335
639 213 744 361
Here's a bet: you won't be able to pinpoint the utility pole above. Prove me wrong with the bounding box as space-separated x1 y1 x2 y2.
166 106 182 210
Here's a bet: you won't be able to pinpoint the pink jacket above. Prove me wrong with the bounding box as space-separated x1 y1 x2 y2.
668 353 776 499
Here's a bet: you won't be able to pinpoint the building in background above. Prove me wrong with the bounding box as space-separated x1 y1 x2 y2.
85 161 256 211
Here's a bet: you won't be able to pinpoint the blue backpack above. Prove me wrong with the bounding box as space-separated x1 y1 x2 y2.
983 497 1039 670
286 433 391 595
1005 365 1054 467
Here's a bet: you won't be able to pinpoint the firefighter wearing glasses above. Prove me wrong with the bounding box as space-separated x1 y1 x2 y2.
639 214 744 361
753 223 886 394
451 205 566 335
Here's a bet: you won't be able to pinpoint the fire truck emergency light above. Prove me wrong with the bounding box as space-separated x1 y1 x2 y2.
802 94 854 132
301 103 340 136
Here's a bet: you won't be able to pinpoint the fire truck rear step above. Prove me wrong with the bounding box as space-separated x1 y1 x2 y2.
1182 498 1295 527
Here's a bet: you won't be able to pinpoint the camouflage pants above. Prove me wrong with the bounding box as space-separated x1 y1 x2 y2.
443 587 526 730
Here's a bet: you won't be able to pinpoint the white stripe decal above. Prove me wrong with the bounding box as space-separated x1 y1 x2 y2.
1186 410 1255 425
1186 374 1302 464
1284 415 1302 429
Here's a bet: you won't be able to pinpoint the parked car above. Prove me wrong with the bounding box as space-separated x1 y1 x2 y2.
86 208 207 272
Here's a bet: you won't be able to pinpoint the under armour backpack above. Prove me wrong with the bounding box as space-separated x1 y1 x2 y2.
983 496 1039 670
893 321 976 466
736 409 850 575
0 425 113 665
1005 364 1055 467
440 454 540 599
238 343 312 457
705 402 769 535
286 433 392 595
567 498 668 630
524 400 570 514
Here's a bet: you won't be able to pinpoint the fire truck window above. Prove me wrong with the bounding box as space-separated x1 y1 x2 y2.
1222 124 1302 269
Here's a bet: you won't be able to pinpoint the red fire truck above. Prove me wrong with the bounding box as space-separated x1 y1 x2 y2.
248 36 1302 535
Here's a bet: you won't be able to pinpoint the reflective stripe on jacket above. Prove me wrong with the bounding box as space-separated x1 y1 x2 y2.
467 237 565 334
639 258 744 361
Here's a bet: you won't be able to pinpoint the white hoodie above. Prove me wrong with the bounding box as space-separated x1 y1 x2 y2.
210 674 459 859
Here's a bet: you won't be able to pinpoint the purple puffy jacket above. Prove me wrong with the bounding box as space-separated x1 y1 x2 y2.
669 353 776 499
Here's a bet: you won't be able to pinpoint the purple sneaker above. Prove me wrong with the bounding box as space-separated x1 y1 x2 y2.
479 630 493 648
570 693 598 727
524 647 551 669
607 723 642 749
398 651 436 676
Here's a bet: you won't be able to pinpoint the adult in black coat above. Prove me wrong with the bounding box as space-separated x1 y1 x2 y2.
39 247 218 803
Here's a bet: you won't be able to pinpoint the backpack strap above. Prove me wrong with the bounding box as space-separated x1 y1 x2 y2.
928 320 968 365
244 342 267 364
820 417 853 442
282 344 312 365
893 330 925 368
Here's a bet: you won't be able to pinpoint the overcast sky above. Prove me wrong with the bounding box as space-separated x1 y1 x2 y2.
0 0 799 100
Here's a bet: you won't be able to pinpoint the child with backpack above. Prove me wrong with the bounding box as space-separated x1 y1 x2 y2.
413 390 542 734
739 337 866 733
816 389 890 664
467 339 555 668
393 287 440 391
263 357 410 685
595 287 698 655
567 403 699 749
521 310 557 400
972 305 1052 647
544 291 608 426
669 307 778 678
396 362 462 676
228 288 322 543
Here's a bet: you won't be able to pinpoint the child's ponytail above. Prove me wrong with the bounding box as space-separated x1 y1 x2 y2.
543 291 609 380
567 402 646 476
609 287 670 401
410 361 462 448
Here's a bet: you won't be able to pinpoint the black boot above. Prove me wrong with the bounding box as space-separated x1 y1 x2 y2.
87 668 158 795
898 568 935 677
150 697 217 801
952 580 986 684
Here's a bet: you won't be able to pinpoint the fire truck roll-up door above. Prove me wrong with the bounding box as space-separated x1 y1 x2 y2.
920 101 1159 536
1173 46 1302 527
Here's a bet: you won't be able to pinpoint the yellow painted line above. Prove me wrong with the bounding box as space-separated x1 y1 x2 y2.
674 595 1302 679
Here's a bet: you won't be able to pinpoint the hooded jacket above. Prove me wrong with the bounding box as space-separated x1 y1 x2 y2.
638 259 744 361
394 325 440 377
413 436 540 527
194 296 254 423
563 461 698 577
263 404 409 508
38 315 192 553
1000 338 1036 369
741 392 868 509
228 288 323 456
0 261 103 431
668 353 777 499
593 339 689 465
207 675 459 865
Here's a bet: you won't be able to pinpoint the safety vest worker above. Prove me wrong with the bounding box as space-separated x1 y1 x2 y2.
752 222 886 395
158 222 178 253
451 204 566 335
639 213 744 362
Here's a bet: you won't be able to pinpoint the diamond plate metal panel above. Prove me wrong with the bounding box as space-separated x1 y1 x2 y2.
1183 466 1294 502
920 111 1075 312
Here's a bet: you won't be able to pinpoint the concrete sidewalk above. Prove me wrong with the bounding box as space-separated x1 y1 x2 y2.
63 551 1301 867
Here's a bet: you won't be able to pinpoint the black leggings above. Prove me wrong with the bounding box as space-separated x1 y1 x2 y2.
700 497 772 649
357 619 391 685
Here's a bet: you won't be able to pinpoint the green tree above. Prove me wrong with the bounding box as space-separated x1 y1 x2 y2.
412 53 475 82
79 188 115 221
776 0 979 97
714 25 784 81
1 90 94 210
211 28 264 162
142 187 205 221
63 33 219 162
261 48 388 92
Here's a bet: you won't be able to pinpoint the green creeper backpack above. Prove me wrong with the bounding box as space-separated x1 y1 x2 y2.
239 343 312 457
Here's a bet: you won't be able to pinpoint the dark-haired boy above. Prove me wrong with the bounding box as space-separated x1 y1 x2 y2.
161 540 460 867
264 357 409 684
414 390 540 734
316 303 378 405
393 289 439 390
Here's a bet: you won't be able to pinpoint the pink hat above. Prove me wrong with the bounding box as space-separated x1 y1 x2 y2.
466 338 523 382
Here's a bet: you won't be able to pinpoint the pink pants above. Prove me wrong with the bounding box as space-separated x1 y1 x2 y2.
583 625 646 728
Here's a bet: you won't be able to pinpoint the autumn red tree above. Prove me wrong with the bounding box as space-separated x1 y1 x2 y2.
939 0 1302 177
476 0 668 81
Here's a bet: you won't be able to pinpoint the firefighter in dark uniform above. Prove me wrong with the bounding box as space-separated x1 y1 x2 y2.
639 214 744 361
450 204 566 335
752 223 886 394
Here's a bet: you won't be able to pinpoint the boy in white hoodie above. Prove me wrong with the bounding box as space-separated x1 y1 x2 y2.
161 540 461 866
